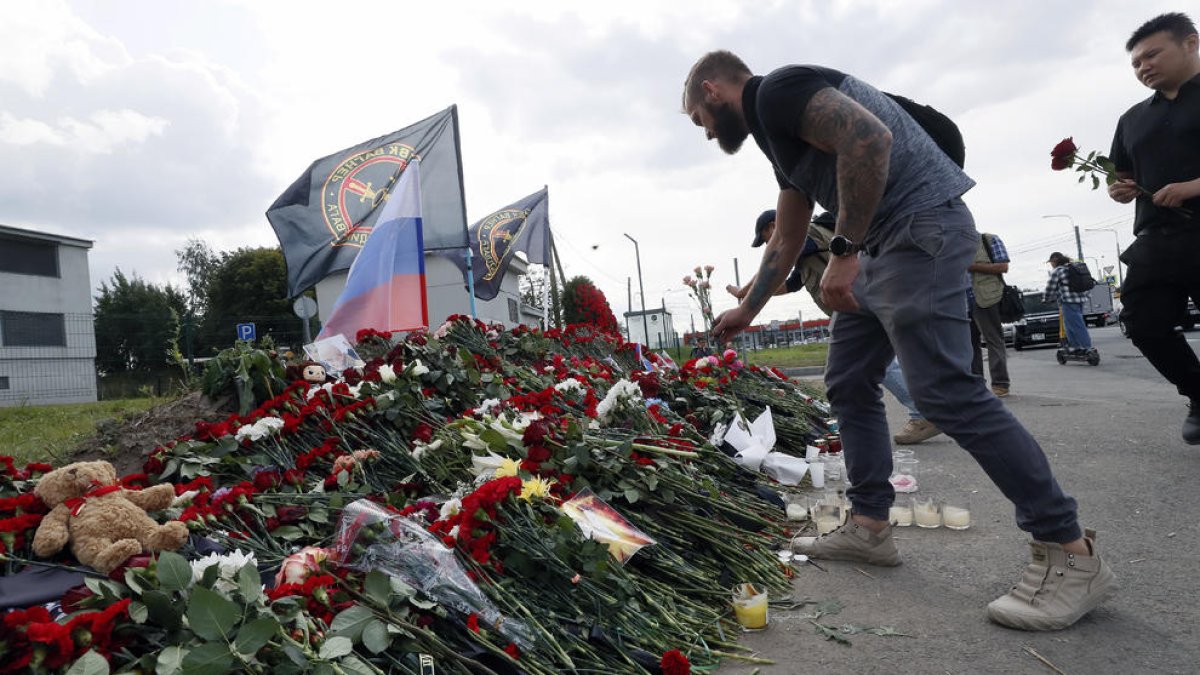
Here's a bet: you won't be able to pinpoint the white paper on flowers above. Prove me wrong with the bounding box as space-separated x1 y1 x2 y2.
304 334 365 374
722 407 810 485
560 488 656 565
333 499 534 647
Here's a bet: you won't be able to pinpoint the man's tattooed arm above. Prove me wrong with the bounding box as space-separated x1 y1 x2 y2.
742 189 812 314
798 87 892 243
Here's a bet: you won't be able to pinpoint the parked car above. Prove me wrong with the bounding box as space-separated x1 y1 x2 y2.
1118 300 1200 336
1083 283 1115 328
1002 322 1015 346
1012 292 1062 351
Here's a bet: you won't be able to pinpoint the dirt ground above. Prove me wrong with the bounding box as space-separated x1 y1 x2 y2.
68 391 230 475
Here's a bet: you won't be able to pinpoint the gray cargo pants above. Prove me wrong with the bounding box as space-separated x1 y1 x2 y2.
824 199 1081 543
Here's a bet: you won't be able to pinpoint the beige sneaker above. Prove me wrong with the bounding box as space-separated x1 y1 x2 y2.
792 519 900 566
892 419 942 445
987 529 1118 631
992 385 1010 397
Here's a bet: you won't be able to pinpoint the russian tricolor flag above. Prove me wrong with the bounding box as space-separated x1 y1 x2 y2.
317 161 427 341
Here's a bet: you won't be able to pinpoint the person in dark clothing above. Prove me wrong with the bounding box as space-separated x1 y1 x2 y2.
1108 12 1200 444
683 49 1113 631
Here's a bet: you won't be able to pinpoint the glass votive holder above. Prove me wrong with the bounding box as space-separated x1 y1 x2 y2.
731 582 769 631
912 495 941 528
809 460 826 489
890 458 919 493
822 453 844 482
785 494 809 522
893 448 915 461
812 501 843 535
942 494 972 530
888 502 913 527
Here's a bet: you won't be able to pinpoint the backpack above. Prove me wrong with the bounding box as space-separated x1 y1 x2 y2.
1066 261 1097 293
798 219 834 316
886 93 966 168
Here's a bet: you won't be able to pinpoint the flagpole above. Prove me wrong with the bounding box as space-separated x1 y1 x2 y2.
450 105 477 319
549 231 563 329
465 246 478 318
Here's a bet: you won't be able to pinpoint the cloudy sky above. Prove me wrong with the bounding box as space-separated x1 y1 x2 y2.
0 0 1181 329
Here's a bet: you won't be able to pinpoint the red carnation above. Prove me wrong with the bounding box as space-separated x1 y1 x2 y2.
661 649 691 675
466 613 480 633
1050 137 1077 170
503 643 521 659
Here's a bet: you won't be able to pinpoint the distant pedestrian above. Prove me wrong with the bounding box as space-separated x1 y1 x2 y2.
1107 12 1200 444
689 336 713 359
1044 253 1094 354
968 233 1012 397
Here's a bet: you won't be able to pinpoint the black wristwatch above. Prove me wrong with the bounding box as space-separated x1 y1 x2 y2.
828 234 861 257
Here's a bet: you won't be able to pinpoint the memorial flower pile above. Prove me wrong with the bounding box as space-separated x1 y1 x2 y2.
0 316 833 674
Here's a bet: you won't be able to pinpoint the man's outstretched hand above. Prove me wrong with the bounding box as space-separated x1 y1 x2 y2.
712 305 756 345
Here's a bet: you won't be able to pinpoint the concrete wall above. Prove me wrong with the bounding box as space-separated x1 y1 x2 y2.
0 230 97 406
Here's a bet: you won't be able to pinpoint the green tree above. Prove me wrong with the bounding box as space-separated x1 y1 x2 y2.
174 238 222 317
93 269 181 374
200 247 299 352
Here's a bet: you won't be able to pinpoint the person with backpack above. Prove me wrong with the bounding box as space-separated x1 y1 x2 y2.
969 233 1013 396
728 210 943 445
684 50 1113 631
1044 252 1096 355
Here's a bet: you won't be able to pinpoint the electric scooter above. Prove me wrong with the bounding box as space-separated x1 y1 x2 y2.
1055 308 1100 366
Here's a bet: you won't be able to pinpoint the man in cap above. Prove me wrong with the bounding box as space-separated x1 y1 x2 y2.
683 50 1114 630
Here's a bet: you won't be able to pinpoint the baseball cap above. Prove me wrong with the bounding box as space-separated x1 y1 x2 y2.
751 210 776 248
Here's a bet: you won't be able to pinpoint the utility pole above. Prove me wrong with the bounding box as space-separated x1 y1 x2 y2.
624 233 649 348
1043 214 1083 262
734 257 740 287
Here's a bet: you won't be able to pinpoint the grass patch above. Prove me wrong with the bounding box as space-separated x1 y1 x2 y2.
0 398 159 466
745 343 829 368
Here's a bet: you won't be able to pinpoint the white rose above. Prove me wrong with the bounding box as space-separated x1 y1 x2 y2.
378 364 397 384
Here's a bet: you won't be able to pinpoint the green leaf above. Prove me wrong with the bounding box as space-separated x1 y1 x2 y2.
623 488 640 504
157 551 193 591
187 586 241 641
156 646 187 675
339 655 377 675
142 590 182 631
1092 174 1100 190
271 525 305 541
181 642 234 675
128 600 148 624
318 636 354 660
362 620 391 654
364 570 391 606
329 604 375 640
199 562 220 588
65 649 110 675
237 562 263 601
234 616 280 656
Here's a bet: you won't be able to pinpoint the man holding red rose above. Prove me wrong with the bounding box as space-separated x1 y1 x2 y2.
1108 12 1200 444
683 51 1115 630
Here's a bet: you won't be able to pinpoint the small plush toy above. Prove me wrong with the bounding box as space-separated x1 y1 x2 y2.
286 360 330 384
32 460 189 574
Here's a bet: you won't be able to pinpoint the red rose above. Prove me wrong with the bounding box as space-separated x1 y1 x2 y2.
1050 137 1077 171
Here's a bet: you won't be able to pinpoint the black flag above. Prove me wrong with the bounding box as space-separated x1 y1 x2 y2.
449 188 549 301
267 106 467 298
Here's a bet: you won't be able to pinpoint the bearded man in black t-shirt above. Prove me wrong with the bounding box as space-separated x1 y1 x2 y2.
682 50 1115 631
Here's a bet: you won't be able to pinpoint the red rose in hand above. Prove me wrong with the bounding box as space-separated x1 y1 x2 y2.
1050 137 1077 170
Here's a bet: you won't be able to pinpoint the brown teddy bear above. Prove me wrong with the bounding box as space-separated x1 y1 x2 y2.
32 460 189 574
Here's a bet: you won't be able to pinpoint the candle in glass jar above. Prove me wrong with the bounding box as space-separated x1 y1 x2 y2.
913 500 941 528
815 515 840 534
732 584 769 630
943 506 971 530
786 502 808 521
889 505 913 527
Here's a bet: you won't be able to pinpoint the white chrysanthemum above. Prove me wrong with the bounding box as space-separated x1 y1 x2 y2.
191 550 258 594
555 378 585 394
234 416 285 442
378 364 397 384
306 382 335 400
475 398 501 415
412 438 443 461
595 379 643 422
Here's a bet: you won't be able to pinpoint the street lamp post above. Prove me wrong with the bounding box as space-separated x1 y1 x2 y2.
624 233 650 348
1086 226 1124 287
1042 214 1084 262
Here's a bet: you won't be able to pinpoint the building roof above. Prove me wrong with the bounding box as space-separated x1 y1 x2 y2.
0 223 93 248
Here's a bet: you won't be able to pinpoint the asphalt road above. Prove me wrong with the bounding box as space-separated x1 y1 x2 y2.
719 326 1200 675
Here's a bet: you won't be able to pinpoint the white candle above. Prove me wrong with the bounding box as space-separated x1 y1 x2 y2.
815 515 840 534
809 462 825 488
805 445 820 462
889 505 913 527
914 502 941 528
786 503 808 521
943 506 971 530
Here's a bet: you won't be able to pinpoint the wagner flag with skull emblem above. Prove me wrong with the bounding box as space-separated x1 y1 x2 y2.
447 187 550 301
267 106 468 298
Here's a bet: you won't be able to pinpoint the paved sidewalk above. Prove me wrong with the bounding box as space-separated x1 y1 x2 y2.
721 327 1200 674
